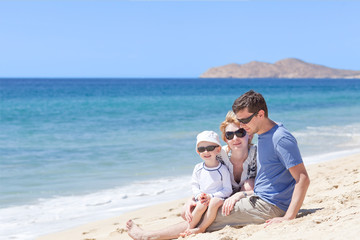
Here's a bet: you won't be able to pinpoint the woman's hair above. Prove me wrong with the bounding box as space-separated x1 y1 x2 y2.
220 111 240 142
219 111 252 152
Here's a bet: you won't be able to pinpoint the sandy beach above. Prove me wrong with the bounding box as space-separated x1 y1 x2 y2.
37 153 360 240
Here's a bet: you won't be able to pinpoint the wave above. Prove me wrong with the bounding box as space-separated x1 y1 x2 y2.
0 176 192 240
292 122 360 157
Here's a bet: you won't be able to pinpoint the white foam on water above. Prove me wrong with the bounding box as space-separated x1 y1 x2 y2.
292 122 360 157
0 176 192 240
303 148 360 166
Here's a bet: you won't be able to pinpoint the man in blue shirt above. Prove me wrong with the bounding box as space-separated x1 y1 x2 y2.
208 89 310 229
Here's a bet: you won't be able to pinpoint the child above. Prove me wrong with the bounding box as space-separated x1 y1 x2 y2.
182 130 232 236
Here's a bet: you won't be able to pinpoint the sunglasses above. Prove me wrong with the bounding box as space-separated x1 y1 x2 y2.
237 111 258 124
197 145 219 153
225 128 247 140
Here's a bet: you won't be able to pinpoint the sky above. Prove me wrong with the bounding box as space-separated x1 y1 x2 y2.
0 0 359 78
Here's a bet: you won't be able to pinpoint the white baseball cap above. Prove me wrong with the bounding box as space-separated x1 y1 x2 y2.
196 130 221 148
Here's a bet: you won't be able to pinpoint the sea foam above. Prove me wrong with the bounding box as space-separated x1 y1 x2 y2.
0 176 192 240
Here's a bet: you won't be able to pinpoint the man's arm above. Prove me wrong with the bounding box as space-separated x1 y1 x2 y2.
265 163 310 226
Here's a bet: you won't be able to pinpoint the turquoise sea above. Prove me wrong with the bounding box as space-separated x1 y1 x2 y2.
1 78 360 239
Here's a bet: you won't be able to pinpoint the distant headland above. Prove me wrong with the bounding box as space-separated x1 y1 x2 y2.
200 58 360 79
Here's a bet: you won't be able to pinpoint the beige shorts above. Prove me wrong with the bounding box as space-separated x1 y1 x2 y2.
207 195 285 232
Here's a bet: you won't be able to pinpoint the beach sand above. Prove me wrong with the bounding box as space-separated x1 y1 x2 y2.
37 153 360 240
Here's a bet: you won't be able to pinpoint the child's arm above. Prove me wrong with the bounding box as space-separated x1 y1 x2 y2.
191 163 202 200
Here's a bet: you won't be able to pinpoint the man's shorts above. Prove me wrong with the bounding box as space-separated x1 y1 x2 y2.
207 195 285 232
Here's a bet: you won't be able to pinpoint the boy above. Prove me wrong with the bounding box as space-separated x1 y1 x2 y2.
182 130 232 236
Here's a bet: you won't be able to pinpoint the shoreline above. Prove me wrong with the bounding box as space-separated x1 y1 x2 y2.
37 153 360 240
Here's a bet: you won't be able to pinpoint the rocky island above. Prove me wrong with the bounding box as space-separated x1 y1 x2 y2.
200 58 360 79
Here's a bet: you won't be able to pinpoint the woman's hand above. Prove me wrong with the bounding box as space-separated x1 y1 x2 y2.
184 198 197 222
222 192 243 216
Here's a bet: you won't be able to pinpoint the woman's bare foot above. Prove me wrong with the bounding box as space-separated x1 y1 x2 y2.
180 227 203 237
126 219 147 240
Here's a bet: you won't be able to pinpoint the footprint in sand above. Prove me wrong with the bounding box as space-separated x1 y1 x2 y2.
116 227 127 233
82 229 97 235
108 228 127 237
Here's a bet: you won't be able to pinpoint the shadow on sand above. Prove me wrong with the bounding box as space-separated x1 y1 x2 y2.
297 208 324 218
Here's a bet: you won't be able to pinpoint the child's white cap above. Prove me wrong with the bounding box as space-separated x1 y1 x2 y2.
196 130 221 147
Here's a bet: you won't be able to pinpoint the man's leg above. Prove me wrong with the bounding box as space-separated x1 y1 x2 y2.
207 196 285 232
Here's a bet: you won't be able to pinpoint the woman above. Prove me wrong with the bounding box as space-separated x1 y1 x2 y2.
127 111 257 239
219 110 257 216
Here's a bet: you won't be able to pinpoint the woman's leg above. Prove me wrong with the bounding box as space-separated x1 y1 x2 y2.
127 219 189 240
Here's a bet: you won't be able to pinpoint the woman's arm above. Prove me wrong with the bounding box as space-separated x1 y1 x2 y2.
181 197 197 222
222 189 254 216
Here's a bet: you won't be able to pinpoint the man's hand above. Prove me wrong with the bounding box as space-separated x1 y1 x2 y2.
264 216 290 227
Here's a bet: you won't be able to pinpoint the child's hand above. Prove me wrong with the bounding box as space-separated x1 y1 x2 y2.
199 193 210 206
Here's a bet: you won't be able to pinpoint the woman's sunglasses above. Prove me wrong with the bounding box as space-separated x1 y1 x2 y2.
225 128 247 140
197 145 219 153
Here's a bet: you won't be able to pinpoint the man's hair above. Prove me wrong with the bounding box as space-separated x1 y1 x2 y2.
232 90 268 117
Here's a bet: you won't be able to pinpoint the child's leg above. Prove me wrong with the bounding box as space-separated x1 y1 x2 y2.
184 198 224 235
187 201 208 229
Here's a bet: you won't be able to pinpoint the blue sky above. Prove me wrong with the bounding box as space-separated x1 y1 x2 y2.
0 0 359 78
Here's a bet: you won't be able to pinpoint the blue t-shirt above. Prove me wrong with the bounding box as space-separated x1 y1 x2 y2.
254 123 303 211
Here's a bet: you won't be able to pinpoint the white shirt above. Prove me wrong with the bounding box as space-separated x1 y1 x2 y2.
191 161 232 200
220 145 257 193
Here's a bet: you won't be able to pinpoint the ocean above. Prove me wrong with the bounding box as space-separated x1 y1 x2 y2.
1 78 360 240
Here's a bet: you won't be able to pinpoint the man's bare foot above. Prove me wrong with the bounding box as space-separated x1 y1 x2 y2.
126 219 148 240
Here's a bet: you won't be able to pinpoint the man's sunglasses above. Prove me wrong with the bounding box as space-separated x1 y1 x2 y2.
225 128 247 140
197 145 219 153
237 111 258 124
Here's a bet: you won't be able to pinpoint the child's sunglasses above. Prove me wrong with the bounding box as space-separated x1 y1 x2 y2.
225 128 247 140
197 145 219 153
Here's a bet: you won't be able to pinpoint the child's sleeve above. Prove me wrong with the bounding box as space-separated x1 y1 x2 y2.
191 164 202 200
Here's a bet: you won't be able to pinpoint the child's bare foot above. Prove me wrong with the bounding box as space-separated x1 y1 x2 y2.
126 219 148 240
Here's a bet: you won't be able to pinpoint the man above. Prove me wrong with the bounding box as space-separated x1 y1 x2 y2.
127 90 310 239
207 90 310 231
